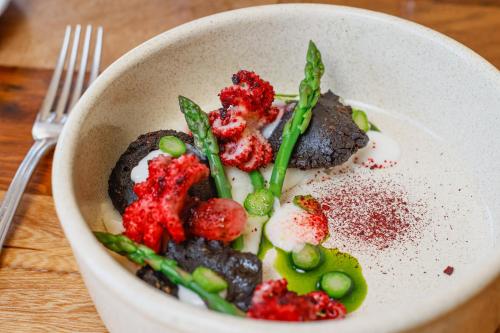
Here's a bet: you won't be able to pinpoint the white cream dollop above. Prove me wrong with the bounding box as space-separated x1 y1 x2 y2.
264 202 310 252
178 286 206 308
262 101 286 139
353 130 401 169
130 150 171 183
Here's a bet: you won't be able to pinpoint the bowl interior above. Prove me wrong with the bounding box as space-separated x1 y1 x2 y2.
56 5 500 332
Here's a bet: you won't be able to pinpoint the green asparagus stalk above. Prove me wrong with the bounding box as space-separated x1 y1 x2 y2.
249 170 265 190
274 93 299 102
94 232 245 317
178 96 232 199
269 41 324 197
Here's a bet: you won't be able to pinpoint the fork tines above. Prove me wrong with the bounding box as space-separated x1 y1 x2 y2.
39 25 103 121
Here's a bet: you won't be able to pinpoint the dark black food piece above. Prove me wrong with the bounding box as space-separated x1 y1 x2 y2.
137 265 178 296
166 237 262 311
268 90 369 169
108 129 217 214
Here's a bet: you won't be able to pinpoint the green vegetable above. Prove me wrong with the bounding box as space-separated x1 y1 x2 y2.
274 247 367 312
293 194 321 214
320 271 353 299
178 96 232 199
274 93 299 102
269 41 324 197
159 135 187 157
291 244 322 271
369 121 381 132
249 170 265 190
192 266 228 293
244 188 274 216
352 108 381 132
94 232 244 317
352 109 370 132
231 236 244 251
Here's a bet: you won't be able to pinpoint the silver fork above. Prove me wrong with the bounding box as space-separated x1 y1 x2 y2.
0 25 103 252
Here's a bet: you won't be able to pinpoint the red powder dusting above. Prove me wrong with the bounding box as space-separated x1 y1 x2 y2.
319 176 426 250
443 266 454 275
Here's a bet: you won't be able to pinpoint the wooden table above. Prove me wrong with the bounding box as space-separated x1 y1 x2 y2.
0 0 499 332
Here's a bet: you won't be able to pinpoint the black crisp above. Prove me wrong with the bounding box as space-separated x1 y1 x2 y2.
268 90 369 169
165 237 262 311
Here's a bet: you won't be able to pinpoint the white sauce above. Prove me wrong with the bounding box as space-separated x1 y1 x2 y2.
100 201 124 234
260 165 316 195
225 167 254 205
177 286 228 310
262 101 286 139
261 248 282 281
178 286 206 308
241 214 268 254
130 150 171 183
352 130 401 169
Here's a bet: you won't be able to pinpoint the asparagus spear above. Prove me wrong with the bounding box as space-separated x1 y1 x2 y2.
94 232 245 317
249 170 265 190
274 93 299 102
269 41 324 197
178 96 232 199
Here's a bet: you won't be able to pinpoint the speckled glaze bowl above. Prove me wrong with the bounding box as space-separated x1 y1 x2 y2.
52 4 500 333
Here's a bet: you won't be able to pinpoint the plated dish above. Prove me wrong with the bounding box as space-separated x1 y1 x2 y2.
52 4 500 333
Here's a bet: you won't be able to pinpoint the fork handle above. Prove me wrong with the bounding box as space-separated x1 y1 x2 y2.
0 139 57 252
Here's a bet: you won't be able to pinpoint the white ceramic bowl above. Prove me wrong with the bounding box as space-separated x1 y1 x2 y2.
52 4 500 333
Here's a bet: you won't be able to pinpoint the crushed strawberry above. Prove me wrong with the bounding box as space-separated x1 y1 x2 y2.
237 143 264 172
123 154 209 252
209 70 278 172
220 135 254 166
188 198 247 243
307 291 348 320
209 109 246 140
263 106 280 124
255 132 273 166
247 279 347 321
220 70 275 118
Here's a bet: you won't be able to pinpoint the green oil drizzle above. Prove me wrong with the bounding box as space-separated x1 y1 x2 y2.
274 247 367 313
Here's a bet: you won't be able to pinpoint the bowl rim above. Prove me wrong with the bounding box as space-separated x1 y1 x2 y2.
52 3 500 332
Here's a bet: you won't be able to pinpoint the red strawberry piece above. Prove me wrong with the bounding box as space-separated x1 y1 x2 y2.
219 86 253 115
220 70 275 117
220 135 253 166
260 106 280 126
254 132 273 166
209 109 246 140
247 279 347 321
306 291 347 320
261 140 273 166
189 198 247 243
123 154 210 252
214 70 277 172
238 135 265 172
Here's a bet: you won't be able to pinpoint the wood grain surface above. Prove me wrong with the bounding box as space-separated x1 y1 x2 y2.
0 0 499 332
